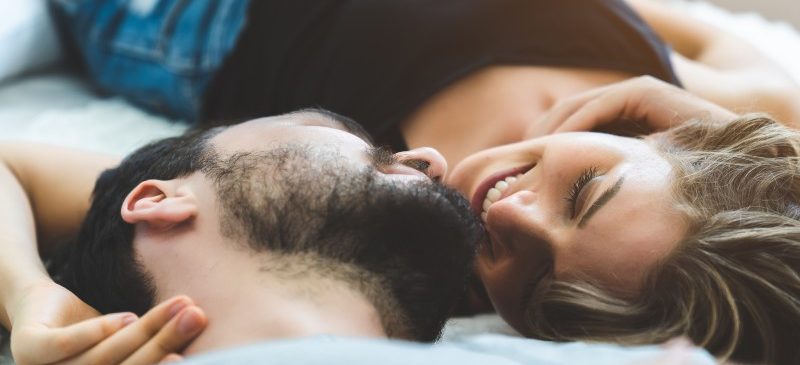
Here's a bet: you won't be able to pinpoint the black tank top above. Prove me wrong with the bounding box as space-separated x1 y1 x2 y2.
202 0 680 150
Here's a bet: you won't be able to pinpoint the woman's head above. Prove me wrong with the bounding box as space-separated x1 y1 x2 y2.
446 124 689 330
450 115 800 364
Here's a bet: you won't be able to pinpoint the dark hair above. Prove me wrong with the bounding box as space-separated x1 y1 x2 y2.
55 120 481 341
54 128 218 316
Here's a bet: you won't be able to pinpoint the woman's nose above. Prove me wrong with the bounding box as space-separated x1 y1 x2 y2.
394 147 448 181
486 190 556 257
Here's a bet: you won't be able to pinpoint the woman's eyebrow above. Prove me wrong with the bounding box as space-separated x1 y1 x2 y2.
578 175 626 229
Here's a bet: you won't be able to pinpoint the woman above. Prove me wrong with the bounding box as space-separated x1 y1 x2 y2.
452 79 800 364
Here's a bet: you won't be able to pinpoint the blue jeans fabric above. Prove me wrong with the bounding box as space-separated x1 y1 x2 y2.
50 0 249 121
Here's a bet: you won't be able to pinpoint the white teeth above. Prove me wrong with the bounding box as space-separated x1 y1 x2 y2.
486 188 501 201
481 174 521 222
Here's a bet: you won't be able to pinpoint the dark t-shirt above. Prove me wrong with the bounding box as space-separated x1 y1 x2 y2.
202 0 680 150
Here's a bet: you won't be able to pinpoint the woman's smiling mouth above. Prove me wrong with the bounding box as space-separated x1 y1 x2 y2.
470 165 534 221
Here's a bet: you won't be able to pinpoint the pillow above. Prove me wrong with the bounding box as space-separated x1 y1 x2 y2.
0 0 63 83
668 0 800 85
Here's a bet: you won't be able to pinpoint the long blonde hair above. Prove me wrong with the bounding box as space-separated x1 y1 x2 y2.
523 115 800 364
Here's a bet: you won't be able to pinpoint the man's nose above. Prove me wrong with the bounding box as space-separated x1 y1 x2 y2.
394 147 448 181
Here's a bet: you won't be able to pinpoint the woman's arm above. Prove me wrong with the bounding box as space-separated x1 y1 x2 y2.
626 0 800 126
0 143 118 327
0 143 207 364
527 76 737 138
0 143 119 252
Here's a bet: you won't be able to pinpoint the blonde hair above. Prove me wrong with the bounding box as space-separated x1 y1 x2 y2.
523 115 800 364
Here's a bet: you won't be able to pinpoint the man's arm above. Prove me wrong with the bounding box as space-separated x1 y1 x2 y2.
626 0 800 126
0 143 118 327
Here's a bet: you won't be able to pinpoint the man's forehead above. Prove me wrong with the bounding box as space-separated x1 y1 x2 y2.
211 111 373 152
262 111 344 128
239 112 350 133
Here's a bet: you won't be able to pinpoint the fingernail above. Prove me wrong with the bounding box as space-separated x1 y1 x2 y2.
177 308 204 336
121 313 138 327
108 312 138 328
168 299 189 317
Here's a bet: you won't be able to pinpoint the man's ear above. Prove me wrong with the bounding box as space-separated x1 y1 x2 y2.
121 179 198 230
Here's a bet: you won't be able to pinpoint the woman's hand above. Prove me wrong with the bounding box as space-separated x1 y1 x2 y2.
525 76 738 138
9 281 206 365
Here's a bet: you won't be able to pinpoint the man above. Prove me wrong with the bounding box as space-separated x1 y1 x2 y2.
1 109 482 363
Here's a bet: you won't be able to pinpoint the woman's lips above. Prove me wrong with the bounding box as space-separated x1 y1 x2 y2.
470 165 534 216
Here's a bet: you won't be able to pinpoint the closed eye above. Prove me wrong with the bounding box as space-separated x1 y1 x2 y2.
566 166 600 219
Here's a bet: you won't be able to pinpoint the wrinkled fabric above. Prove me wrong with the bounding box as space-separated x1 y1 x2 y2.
51 0 249 120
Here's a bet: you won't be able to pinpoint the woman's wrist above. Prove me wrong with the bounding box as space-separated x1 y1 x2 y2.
1 268 52 328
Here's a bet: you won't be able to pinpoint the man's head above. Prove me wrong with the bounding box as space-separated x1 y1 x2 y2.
55 109 482 341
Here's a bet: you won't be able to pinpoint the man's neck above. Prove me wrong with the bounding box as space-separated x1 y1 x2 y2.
152 250 387 355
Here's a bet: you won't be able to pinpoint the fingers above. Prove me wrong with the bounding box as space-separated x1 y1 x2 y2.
12 312 136 364
121 307 205 365
60 296 205 365
529 76 683 138
528 89 602 138
530 75 738 140
552 94 638 135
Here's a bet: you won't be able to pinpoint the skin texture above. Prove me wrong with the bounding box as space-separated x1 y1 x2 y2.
126 166 389 354
526 76 738 139
446 132 688 332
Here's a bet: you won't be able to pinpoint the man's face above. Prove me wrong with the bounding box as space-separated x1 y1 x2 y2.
132 110 455 294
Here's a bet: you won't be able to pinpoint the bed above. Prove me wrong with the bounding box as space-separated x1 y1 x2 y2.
1 0 799 363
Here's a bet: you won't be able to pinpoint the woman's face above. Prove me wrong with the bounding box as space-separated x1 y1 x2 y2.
446 132 688 333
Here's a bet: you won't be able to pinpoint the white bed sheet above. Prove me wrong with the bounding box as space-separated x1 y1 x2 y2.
1 1 799 363
0 72 186 155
